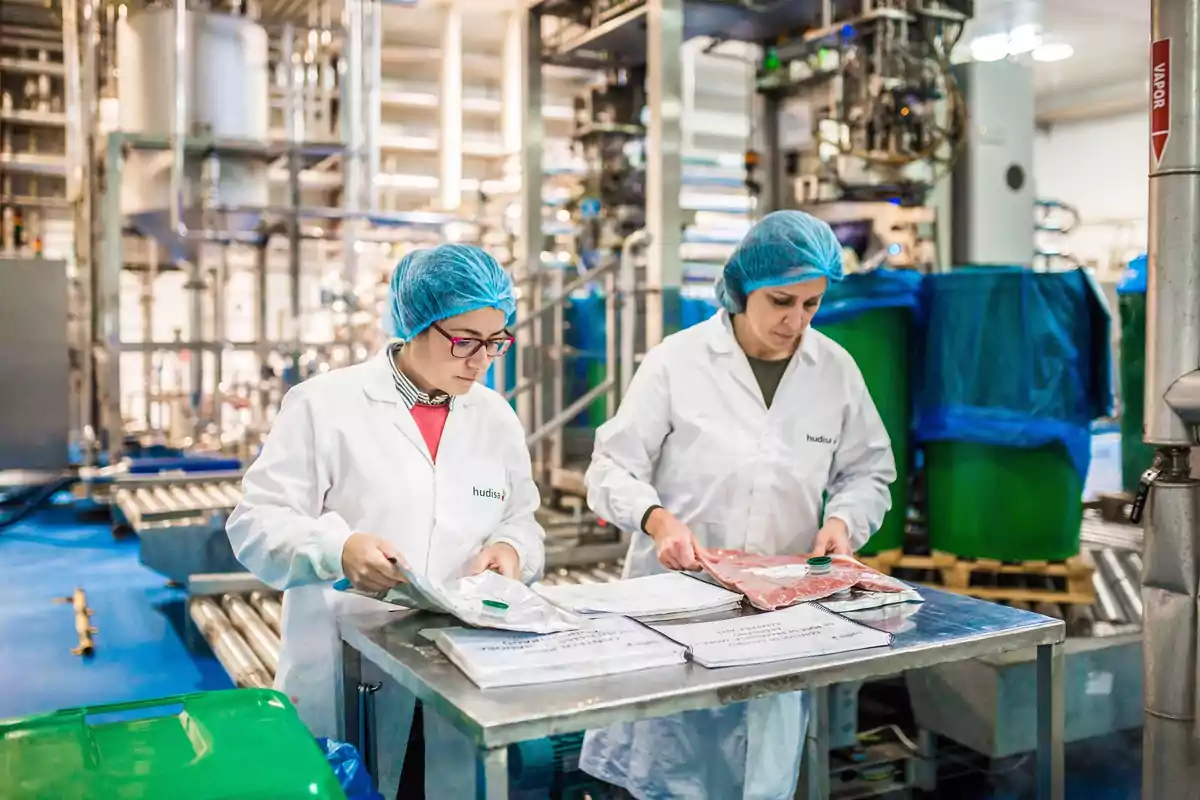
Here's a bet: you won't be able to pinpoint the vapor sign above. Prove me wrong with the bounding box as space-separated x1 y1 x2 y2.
1152 38 1171 166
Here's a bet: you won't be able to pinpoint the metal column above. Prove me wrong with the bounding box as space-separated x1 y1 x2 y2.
343 0 366 291
516 7 543 435
1142 0 1200 795
439 2 464 213
99 137 125 457
644 0 684 345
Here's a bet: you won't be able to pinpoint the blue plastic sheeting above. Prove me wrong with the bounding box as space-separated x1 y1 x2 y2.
681 292 720 329
676 268 922 330
317 739 385 800
565 292 609 425
813 268 924 326
1116 254 1147 295
914 268 1114 478
126 456 242 475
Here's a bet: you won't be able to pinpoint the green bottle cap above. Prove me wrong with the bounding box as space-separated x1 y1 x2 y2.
807 556 833 567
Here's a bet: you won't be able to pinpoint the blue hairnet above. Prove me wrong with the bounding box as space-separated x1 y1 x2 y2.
714 210 845 314
386 243 517 340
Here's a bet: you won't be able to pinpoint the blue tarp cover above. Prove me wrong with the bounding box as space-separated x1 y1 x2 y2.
913 267 1113 478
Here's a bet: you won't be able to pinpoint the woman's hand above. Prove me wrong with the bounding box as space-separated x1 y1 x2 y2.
645 508 704 571
811 518 853 557
341 533 407 592
468 543 521 579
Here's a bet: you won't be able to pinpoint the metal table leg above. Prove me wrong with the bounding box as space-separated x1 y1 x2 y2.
478 745 509 800
1036 642 1065 800
798 686 830 800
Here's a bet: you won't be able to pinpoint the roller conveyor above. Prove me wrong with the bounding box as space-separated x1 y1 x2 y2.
1079 512 1146 635
191 564 623 688
114 472 244 530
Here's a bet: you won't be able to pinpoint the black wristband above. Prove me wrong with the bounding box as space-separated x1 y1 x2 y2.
640 505 663 534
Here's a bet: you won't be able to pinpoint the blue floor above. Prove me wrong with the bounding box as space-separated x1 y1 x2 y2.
0 507 231 720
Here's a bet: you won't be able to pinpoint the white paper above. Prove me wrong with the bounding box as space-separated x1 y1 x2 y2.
649 603 893 668
534 572 743 619
423 616 688 689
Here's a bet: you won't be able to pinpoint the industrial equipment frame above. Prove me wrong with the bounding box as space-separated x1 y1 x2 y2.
339 587 1067 800
515 1 684 494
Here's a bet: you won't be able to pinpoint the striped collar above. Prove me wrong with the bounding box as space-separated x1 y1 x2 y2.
386 341 455 409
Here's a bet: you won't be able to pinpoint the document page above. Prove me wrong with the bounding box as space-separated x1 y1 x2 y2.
423 616 688 688
648 602 894 668
534 572 743 618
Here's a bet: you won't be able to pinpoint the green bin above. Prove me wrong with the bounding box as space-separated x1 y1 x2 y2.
821 307 911 555
925 440 1083 561
0 689 346 800
1119 292 1155 494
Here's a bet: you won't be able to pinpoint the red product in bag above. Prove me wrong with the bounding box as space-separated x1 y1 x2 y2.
698 549 908 611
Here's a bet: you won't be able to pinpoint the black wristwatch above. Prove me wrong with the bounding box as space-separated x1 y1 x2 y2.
640 505 664 534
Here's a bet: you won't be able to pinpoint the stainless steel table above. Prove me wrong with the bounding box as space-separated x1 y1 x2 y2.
340 587 1066 800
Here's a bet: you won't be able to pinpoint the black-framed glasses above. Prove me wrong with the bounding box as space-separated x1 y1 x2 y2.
432 322 514 359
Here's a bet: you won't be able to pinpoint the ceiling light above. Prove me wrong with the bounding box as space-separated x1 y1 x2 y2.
967 24 1044 62
969 33 1011 62
1032 42 1075 62
1007 24 1043 55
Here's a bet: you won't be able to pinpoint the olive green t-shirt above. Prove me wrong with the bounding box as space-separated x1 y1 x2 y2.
746 355 791 408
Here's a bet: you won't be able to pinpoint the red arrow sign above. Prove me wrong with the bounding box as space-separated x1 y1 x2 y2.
1152 38 1171 165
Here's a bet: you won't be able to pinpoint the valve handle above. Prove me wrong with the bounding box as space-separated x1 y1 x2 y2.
1129 465 1161 525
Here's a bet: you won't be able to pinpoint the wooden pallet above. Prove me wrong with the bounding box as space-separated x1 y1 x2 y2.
860 549 1096 606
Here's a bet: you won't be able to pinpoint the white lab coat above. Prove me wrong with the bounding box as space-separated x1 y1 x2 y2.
579 310 895 800
226 352 545 791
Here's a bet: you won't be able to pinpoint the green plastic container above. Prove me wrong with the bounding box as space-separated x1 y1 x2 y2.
821 307 911 554
1119 292 1156 494
925 440 1083 561
0 689 346 800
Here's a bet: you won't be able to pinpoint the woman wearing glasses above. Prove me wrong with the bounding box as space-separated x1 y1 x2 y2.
228 243 544 798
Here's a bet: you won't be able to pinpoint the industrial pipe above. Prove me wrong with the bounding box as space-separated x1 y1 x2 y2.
170 0 188 237
1142 0 1200 795
619 229 651 397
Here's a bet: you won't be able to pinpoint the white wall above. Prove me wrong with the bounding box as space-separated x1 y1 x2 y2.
1034 112 1148 277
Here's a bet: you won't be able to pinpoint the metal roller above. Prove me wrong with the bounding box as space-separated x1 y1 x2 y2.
1098 547 1143 622
1081 548 1124 624
189 597 272 688
249 590 283 635
221 593 280 674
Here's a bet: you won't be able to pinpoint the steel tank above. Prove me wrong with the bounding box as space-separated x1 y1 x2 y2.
116 8 270 247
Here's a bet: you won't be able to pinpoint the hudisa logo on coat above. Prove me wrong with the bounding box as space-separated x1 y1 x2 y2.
473 486 507 501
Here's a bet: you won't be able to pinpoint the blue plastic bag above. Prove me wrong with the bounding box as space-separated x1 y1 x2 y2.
317 738 385 800
813 267 924 326
1116 254 1147 296
913 267 1114 479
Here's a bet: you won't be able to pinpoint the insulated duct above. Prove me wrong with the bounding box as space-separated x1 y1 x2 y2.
1142 0 1200 795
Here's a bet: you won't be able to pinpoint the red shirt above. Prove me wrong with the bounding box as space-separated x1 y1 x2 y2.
409 403 450 462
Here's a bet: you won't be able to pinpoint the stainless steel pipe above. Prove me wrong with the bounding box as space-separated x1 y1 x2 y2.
1143 0 1200 794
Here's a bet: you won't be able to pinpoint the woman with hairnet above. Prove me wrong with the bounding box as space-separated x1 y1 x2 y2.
227 243 544 799
578 210 896 799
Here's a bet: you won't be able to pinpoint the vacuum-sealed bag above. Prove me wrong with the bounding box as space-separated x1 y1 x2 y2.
335 564 585 634
698 550 911 611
